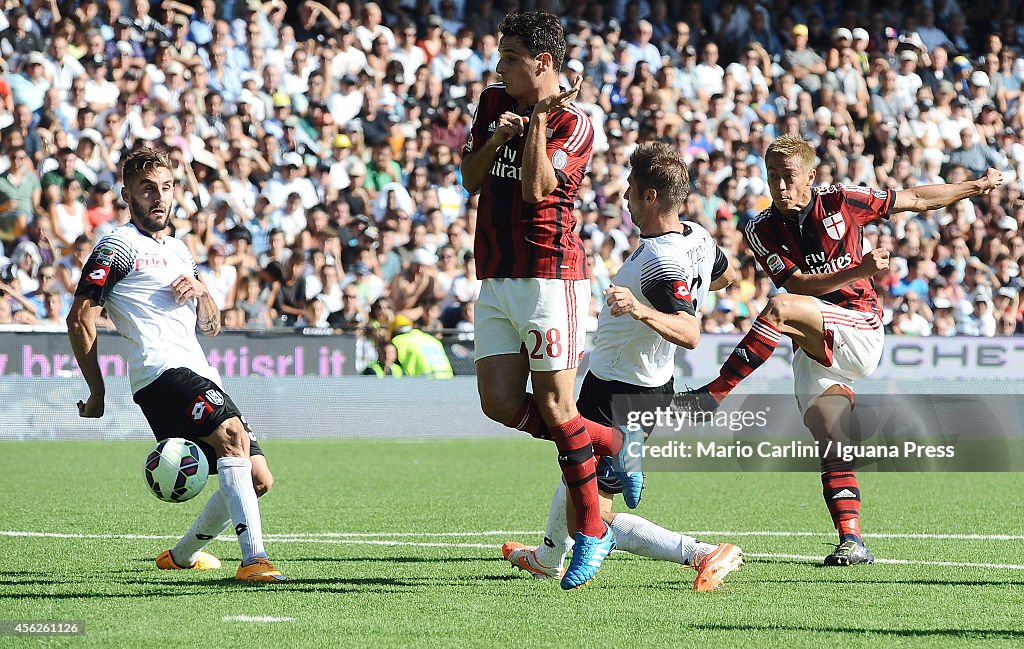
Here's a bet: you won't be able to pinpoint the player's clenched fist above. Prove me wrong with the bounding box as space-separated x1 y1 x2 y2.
171 274 208 304
492 112 528 145
978 168 1004 194
605 284 643 319
861 248 890 276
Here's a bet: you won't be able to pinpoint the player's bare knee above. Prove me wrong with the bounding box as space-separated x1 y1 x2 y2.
253 471 273 497
804 390 852 442
533 391 575 426
762 295 789 324
211 420 249 458
479 396 519 426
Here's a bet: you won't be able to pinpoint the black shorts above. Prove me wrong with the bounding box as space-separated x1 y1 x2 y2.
133 367 263 470
576 371 674 495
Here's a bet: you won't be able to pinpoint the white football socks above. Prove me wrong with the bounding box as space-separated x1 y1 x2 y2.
609 512 712 566
533 480 573 568
170 488 231 567
217 457 266 565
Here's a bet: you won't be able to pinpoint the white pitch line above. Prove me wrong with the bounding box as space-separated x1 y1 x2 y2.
688 531 1024 541
2 530 1023 570
268 531 545 538
267 538 497 549
4 529 1024 542
745 552 1024 571
222 615 294 623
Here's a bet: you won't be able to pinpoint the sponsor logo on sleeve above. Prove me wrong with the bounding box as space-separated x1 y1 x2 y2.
85 267 109 286
204 389 224 406
872 189 888 200
766 253 785 274
672 280 692 301
95 246 115 267
190 396 214 422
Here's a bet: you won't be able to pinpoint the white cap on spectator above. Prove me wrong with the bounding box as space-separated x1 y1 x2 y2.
282 152 304 168
410 248 437 266
347 159 367 177
832 27 853 42
933 297 952 309
852 27 869 42
971 71 990 87
814 106 832 123
567 59 584 73
997 215 1017 230
166 61 186 76
899 50 918 62
27 51 47 66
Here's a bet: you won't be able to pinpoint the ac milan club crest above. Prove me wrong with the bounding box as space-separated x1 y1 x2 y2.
822 212 846 240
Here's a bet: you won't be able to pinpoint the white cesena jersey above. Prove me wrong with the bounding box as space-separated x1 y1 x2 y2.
75 223 221 393
589 222 727 387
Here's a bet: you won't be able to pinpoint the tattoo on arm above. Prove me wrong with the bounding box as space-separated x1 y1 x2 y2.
198 311 219 334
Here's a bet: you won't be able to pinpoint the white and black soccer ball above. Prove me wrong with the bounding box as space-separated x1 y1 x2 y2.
143 438 210 503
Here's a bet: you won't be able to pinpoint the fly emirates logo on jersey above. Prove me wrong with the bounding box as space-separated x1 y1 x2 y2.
489 144 521 181
804 250 852 274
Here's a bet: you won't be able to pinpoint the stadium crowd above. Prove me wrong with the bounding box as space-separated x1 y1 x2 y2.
0 0 1023 343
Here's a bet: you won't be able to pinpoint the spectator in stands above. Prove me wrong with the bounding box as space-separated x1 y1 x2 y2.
362 341 404 377
389 315 453 378
0 148 39 240
329 283 369 331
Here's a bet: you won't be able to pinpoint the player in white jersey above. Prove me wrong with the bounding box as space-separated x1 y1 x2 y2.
502 143 744 590
66 147 287 582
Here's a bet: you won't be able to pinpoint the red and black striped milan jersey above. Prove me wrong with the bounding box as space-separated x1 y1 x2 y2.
744 185 895 317
464 83 593 280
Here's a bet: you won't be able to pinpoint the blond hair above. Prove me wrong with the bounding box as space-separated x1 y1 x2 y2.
765 135 816 170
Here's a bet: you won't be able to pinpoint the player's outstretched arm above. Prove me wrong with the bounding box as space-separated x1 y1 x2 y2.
66 295 106 418
605 285 701 349
892 168 1003 213
782 248 889 296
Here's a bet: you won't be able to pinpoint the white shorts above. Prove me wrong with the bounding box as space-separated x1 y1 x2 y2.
793 299 884 415
474 277 590 371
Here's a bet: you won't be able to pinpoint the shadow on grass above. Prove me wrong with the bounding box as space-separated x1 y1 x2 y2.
694 624 1024 640
0 588 208 600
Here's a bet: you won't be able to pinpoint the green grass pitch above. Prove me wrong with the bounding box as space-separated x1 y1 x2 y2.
1 439 1022 648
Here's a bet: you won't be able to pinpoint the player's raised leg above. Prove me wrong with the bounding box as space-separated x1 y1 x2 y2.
202 419 287 582
158 456 275 571
676 293 826 409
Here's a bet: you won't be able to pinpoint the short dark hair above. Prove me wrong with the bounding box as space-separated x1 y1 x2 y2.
122 146 171 185
498 11 566 69
628 142 689 212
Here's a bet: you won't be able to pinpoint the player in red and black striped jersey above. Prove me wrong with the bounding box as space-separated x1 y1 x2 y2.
465 81 592 279
676 135 1004 566
460 11 612 590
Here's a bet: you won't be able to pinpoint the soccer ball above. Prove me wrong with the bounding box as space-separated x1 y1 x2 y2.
143 438 210 503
